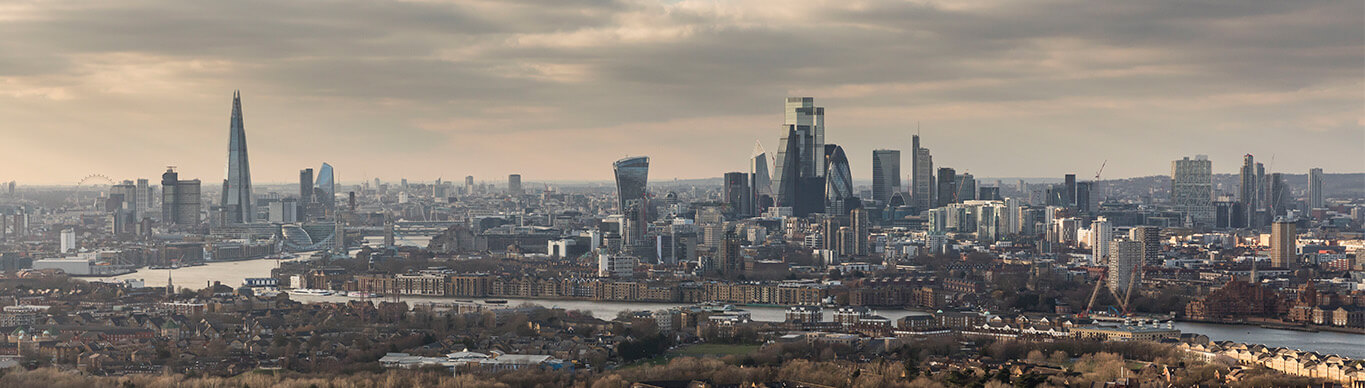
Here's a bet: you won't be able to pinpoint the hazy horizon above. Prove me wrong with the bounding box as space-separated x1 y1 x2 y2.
2 0 1361 185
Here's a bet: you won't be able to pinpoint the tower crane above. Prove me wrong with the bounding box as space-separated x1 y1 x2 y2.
1121 265 1141 315
1084 271 1106 316
1093 160 1107 203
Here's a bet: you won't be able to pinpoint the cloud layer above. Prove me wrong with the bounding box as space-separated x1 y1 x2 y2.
1 0 1360 186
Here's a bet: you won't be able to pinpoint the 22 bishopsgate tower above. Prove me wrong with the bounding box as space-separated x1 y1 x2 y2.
221 91 254 224
772 97 827 216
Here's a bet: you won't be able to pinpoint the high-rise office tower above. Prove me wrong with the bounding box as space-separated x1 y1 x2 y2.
298 168 313 219
785 97 825 178
850 207 869 256
717 228 742 276
773 97 827 216
774 127 801 209
935 168 957 207
872 149 900 205
750 142 773 212
160 168 201 226
315 163 335 214
1063 174 1077 207
112 180 140 221
1308 168 1324 209
975 204 998 243
1003 198 1022 235
219 91 254 224
136 179 150 217
464 175 475 195
613 157 650 214
1238 155 1258 228
1215 200 1241 229
1129 226 1160 265
1271 219 1297 269
836 226 855 257
268 198 297 223
1075 181 1093 215
978 186 1001 201
956 173 976 202
1171 155 1214 227
507 174 522 196
723 172 751 217
614 157 649 246
1255 162 1266 224
824 145 855 215
432 178 447 199
1268 173 1289 217
912 135 934 210
1091 217 1113 264
1108 239 1143 295
820 216 843 252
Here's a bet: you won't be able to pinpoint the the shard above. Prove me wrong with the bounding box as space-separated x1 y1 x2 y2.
221 91 254 224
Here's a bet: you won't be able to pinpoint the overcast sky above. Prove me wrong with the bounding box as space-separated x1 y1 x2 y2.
1 0 1361 186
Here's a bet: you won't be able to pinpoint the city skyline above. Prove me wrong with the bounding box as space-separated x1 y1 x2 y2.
2 1 1363 386
0 0 1360 185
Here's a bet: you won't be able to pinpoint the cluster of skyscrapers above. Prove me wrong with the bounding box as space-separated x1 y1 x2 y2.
1165 154 1323 230
70 92 1337 275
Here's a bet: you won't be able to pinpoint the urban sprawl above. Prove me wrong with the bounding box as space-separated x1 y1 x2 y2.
0 95 1362 387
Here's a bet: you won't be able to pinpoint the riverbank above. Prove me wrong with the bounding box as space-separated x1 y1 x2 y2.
1171 321 1365 359
1176 317 1365 335
76 259 1362 359
89 257 284 289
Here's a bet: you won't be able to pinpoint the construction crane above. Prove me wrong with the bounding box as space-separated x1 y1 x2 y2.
1093 160 1107 203
1082 266 1142 318
1084 271 1106 316
1121 265 1141 314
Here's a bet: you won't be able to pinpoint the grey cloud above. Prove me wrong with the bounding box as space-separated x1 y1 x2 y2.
0 0 1359 182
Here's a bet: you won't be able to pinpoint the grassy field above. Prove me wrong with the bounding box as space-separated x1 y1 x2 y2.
626 343 763 367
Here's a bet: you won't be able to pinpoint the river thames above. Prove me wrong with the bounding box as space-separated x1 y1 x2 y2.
97 258 1365 359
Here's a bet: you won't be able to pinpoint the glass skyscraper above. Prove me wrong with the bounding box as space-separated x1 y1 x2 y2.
750 142 772 212
1239 155 1258 228
723 172 751 217
824 145 854 215
1308 168 1324 209
912 135 934 210
872 149 900 206
316 163 335 213
221 91 254 224
614 156 650 248
773 97 827 216
613 156 650 214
